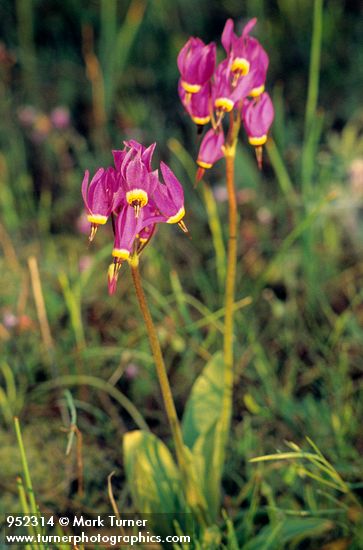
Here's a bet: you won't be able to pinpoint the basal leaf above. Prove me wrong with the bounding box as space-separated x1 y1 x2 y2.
182 352 224 449
123 430 184 517
182 352 225 519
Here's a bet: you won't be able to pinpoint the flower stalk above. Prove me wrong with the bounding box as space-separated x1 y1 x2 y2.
220 113 240 460
130 259 208 525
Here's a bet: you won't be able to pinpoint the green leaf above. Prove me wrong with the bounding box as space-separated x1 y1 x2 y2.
123 430 186 536
182 352 225 519
182 352 224 449
243 517 334 550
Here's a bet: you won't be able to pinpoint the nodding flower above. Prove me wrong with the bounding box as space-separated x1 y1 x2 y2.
212 59 255 118
108 209 157 295
108 203 167 295
81 167 117 241
196 128 225 181
153 162 188 232
248 45 269 98
177 37 216 94
178 80 211 126
221 18 266 78
242 92 274 168
82 140 188 294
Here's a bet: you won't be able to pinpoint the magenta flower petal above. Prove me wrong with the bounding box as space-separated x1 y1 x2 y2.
221 19 235 53
178 80 211 125
213 59 253 112
112 149 127 171
212 60 236 112
112 205 141 259
243 92 274 145
223 17 266 85
242 18 257 39
141 142 156 170
81 170 90 209
123 158 156 216
160 162 184 204
178 37 216 93
151 162 185 225
125 158 149 190
123 139 144 152
81 167 115 240
197 128 225 171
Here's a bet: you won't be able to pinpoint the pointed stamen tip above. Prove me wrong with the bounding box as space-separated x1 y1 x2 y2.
255 146 263 170
195 167 205 184
134 203 140 218
89 224 98 242
107 261 122 295
178 220 189 233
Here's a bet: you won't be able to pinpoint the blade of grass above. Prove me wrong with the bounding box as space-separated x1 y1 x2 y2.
106 0 147 115
15 0 39 102
14 418 45 550
266 137 297 202
28 256 54 354
16 476 37 550
255 191 338 294
33 375 149 432
201 182 227 289
100 0 117 109
303 0 324 184
58 271 86 352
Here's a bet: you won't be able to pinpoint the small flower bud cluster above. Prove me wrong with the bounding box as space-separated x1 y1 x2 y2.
81 140 187 294
177 18 274 176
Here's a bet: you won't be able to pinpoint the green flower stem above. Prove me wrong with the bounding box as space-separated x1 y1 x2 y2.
222 149 237 440
220 114 240 466
130 261 208 524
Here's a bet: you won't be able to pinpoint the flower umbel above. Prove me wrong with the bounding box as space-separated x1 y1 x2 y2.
177 17 274 174
81 140 187 294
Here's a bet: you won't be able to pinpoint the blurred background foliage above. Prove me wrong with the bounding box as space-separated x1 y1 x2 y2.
1 0 363 548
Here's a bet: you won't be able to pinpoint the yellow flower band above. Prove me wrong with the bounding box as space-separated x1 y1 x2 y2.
192 115 211 125
126 189 148 208
215 97 234 112
112 248 130 259
181 81 201 94
249 84 265 98
87 214 108 225
249 135 267 146
197 160 213 169
231 57 250 76
167 206 185 224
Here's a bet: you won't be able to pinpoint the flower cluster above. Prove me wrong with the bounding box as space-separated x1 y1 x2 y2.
81 140 187 294
177 18 274 176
